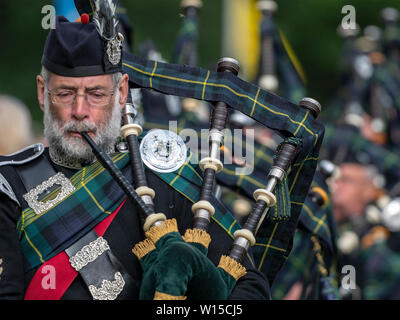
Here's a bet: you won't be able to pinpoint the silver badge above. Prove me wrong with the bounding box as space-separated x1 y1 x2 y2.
107 36 122 65
89 271 125 300
93 0 122 66
140 129 187 173
23 172 76 215
69 237 110 272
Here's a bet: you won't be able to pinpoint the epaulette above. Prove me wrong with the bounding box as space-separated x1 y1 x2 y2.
0 143 45 167
0 143 45 206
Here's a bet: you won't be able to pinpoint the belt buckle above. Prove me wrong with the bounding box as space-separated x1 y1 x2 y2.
23 172 75 215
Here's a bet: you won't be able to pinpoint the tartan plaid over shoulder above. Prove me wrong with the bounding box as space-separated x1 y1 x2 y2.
17 153 130 270
122 52 325 283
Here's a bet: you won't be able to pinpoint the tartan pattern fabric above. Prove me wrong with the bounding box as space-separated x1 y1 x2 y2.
361 239 400 300
271 230 341 300
122 52 324 153
17 153 129 270
299 190 337 266
271 230 316 299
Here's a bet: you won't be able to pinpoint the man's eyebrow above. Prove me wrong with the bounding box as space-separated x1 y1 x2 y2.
55 85 78 90
54 85 109 91
85 85 109 91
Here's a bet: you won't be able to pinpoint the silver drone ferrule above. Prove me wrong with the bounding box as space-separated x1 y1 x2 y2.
194 209 212 222
268 166 286 181
209 129 224 159
122 103 137 125
232 236 251 251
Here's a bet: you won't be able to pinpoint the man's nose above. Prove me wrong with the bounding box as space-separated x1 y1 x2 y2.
71 94 90 120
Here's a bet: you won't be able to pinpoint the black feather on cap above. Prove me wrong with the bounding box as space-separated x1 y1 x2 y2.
41 15 122 77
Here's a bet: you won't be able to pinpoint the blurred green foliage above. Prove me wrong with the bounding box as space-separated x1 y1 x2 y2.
1 0 400 135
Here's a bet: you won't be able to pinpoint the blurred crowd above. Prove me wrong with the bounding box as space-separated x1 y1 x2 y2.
2 0 400 300
269 5 400 300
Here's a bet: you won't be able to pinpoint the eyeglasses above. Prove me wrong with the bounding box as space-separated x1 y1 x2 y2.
47 88 115 108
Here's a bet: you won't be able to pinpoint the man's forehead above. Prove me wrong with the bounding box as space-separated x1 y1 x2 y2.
49 73 113 88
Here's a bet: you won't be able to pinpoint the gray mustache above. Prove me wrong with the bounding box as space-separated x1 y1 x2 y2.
62 121 98 134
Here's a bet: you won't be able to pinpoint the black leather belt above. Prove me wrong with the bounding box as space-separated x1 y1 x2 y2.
65 230 138 300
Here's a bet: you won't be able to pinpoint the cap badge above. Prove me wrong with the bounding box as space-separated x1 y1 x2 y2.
106 35 122 65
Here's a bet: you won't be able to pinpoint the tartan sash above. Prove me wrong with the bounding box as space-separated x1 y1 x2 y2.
17 153 131 271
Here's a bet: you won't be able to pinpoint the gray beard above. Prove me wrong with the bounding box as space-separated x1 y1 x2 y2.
43 91 122 166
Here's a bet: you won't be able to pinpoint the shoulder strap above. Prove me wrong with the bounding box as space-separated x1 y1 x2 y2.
0 143 56 205
0 143 45 167
15 152 57 193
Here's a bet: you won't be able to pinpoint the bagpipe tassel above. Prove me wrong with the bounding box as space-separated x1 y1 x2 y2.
183 228 212 251
145 218 180 244
218 255 247 281
132 238 156 261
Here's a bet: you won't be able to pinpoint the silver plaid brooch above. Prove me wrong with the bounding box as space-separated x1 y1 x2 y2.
23 172 75 215
140 129 187 173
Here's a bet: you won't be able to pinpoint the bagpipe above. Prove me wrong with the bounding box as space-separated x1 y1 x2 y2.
74 0 325 299
256 0 279 93
172 0 202 67
256 0 307 104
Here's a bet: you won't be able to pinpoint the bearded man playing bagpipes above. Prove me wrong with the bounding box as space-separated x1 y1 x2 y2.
0 0 324 300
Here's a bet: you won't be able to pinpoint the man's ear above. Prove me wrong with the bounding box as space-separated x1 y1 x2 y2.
37 75 45 112
118 73 129 109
